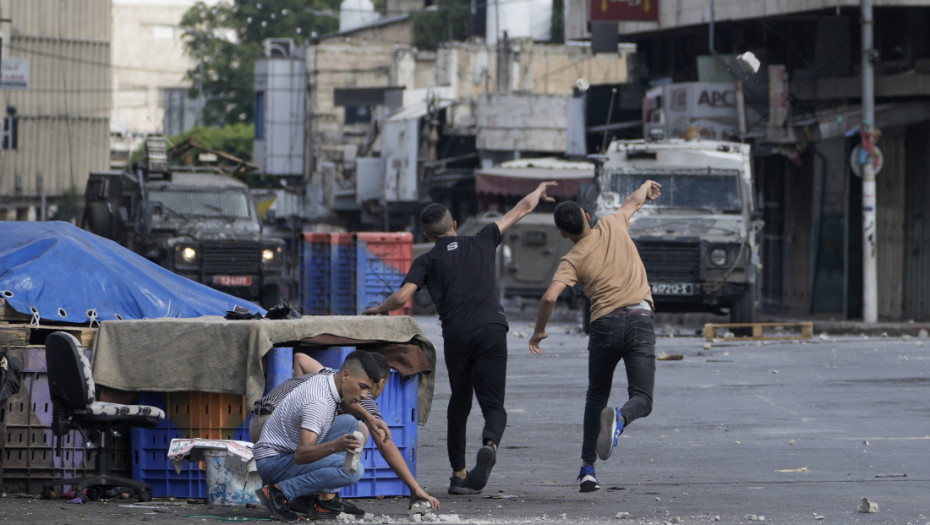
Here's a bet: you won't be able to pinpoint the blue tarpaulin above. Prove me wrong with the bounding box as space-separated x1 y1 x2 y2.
0 221 263 323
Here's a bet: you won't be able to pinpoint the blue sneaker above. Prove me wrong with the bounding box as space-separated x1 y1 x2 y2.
577 464 600 493
596 406 623 461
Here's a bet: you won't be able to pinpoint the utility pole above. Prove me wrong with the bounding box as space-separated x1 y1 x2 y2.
861 0 878 322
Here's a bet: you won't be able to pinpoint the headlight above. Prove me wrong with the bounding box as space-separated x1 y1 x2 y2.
261 246 284 267
710 248 727 266
181 247 197 262
173 244 199 269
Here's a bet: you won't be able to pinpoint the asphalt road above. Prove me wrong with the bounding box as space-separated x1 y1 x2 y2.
2 311 929 524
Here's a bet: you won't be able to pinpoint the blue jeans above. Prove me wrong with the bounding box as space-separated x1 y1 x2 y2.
582 308 656 465
255 414 364 500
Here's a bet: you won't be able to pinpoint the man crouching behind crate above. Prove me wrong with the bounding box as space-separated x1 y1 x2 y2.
252 350 387 522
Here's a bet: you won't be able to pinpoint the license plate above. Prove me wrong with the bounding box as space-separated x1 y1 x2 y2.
214 275 252 287
651 282 698 296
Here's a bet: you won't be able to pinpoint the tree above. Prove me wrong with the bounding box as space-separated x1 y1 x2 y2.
410 0 471 51
179 0 342 126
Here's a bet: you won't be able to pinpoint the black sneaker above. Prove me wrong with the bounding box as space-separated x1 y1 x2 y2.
448 475 480 495
315 494 365 516
255 484 300 522
464 445 496 491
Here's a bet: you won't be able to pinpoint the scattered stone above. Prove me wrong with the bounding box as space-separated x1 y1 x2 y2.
336 514 357 523
513 332 528 339
702 343 712 350
615 511 631 519
655 497 661 501
788 439 795 446
858 497 879 513
814 515 824 520
819 333 830 340
734 441 742 445
713 517 721 522
437 514 461 522
770 369 778 374
918 328 929 338
657 353 683 361
743 514 765 521
408 500 432 516
863 440 869 446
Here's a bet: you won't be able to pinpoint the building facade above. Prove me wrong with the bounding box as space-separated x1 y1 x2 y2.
0 0 111 221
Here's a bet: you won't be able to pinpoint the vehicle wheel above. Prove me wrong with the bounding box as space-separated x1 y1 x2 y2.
729 286 756 336
83 201 112 238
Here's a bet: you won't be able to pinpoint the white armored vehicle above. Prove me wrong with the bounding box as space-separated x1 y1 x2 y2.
593 136 762 323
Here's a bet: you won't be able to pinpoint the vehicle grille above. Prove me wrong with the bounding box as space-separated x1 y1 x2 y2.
634 240 701 282
202 242 261 273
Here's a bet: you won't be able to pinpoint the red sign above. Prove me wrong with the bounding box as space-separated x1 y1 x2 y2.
590 0 659 22
214 275 252 287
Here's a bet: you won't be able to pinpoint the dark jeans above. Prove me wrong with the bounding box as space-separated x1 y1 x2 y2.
443 324 508 472
582 309 656 465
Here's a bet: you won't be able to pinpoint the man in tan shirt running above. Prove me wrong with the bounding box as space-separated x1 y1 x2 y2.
529 180 661 492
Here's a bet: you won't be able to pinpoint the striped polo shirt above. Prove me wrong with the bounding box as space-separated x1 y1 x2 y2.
252 373 341 460
253 368 382 420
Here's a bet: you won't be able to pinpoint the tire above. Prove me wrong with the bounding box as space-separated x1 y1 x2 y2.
729 286 756 337
83 201 113 238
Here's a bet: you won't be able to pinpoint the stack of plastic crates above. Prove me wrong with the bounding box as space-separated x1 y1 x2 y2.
308 346 418 497
130 392 250 498
1 345 132 494
329 232 357 314
355 232 414 316
299 232 331 315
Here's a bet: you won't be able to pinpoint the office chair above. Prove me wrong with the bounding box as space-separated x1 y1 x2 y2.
42 331 166 501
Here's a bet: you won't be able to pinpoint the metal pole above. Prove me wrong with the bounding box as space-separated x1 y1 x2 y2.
861 0 878 322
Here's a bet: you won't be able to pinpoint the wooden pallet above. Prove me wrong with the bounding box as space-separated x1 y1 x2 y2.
704 322 813 341
0 297 30 322
0 322 97 348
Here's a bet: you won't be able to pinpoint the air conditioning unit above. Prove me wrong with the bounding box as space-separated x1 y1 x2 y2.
263 38 294 59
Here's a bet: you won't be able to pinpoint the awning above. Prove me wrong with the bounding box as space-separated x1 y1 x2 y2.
475 158 594 198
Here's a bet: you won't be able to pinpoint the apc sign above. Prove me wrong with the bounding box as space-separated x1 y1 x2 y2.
590 0 659 22
644 82 753 140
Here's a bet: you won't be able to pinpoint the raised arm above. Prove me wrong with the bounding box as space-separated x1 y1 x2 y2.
363 282 419 315
494 181 558 234
617 180 662 221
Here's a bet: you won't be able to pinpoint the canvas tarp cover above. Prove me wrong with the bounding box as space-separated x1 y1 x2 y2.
0 221 261 324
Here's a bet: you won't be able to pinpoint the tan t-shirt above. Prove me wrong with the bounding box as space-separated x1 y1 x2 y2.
552 213 653 322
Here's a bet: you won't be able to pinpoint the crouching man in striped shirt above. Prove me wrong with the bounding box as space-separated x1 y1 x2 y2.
252 350 388 522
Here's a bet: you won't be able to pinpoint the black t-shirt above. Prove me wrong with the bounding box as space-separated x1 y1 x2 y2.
404 223 508 338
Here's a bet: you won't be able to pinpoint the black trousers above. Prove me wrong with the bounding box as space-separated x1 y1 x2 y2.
582 309 656 465
443 324 508 472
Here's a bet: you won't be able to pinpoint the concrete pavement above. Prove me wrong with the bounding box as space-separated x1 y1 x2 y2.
1 311 928 524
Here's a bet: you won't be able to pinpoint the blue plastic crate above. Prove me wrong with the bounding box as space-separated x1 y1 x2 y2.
131 392 250 499
329 233 357 314
355 233 412 315
304 346 419 497
300 233 331 315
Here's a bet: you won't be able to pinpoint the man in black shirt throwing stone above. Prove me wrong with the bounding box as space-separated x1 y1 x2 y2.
364 181 556 494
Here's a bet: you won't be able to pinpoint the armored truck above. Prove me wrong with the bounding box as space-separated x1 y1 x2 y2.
592 136 762 323
82 137 289 307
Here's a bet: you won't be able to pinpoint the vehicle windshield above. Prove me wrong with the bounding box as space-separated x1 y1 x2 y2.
606 170 742 212
149 189 252 219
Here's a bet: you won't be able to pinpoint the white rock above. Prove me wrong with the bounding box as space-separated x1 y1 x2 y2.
858 497 879 513
863 440 869 446
615 512 631 519
788 439 795 446
408 500 433 516
743 514 765 521
702 343 712 350
736 51 761 73
918 328 928 338
438 514 461 522
342 431 364 474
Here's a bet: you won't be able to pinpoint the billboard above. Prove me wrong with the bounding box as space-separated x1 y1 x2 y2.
590 0 659 22
643 82 752 140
